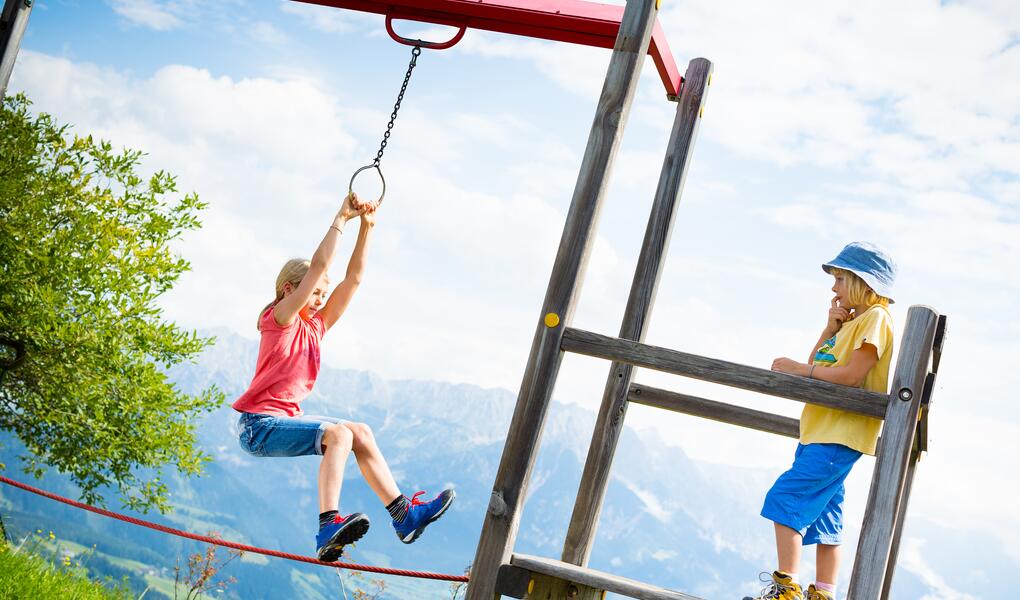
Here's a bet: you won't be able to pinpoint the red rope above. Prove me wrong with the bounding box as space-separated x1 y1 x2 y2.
0 475 469 583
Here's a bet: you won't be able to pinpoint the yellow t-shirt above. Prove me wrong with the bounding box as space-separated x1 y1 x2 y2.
799 304 894 455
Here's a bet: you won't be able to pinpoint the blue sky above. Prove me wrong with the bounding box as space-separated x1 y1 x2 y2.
10 0 1020 596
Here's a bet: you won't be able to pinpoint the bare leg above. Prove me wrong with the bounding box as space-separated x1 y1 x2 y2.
347 422 401 504
775 523 803 574
318 424 354 513
815 544 841 585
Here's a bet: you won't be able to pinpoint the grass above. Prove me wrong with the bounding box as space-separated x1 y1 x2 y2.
0 536 132 600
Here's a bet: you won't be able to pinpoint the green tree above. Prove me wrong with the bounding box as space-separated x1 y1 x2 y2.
0 94 222 513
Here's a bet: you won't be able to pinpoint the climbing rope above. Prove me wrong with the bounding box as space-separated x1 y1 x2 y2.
0 475 469 583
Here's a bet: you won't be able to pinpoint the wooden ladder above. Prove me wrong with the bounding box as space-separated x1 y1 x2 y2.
465 1 946 599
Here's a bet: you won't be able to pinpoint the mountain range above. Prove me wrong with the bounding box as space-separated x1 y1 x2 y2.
0 330 1001 599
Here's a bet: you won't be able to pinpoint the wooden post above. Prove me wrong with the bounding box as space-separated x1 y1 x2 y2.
847 305 938 600
880 316 944 599
465 1 659 597
0 0 33 100
878 444 920 600
561 56 713 566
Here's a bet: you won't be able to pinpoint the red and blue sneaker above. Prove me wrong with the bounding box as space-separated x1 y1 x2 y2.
392 489 455 544
316 512 370 562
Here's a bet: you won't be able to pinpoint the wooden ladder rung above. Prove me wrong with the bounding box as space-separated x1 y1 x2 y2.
510 553 706 600
560 326 888 419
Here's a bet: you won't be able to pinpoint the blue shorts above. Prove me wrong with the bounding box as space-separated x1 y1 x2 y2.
761 443 862 545
237 412 346 457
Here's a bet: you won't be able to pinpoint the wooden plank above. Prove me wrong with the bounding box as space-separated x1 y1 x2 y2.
848 305 939 600
931 314 947 374
466 2 660 597
881 314 944 598
880 447 921 600
512 554 705 600
561 56 713 567
0 0 34 99
628 383 800 439
560 327 889 419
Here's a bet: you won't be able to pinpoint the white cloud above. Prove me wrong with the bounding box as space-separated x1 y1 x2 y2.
248 21 288 45
109 0 184 31
657 0 1020 189
900 537 977 600
280 0 362 33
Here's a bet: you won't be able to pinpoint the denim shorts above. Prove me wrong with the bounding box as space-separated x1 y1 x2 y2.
237 412 346 457
761 443 862 545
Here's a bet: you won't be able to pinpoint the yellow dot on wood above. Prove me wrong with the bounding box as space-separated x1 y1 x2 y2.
656 0 662 8
528 579 535 594
708 73 713 86
544 313 561 328
699 105 704 118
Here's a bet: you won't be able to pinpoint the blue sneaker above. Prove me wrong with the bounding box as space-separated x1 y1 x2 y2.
316 512 370 562
392 489 455 544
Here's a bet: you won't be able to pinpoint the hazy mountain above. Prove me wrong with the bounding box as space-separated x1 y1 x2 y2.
0 331 988 599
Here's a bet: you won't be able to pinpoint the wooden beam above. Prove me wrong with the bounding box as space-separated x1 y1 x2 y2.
881 314 944 599
561 56 713 567
466 1 659 597
512 554 705 600
560 327 889 419
0 0 34 100
880 446 921 600
628 383 800 439
848 306 939 600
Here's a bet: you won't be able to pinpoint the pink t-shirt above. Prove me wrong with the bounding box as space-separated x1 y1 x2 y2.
231 308 327 417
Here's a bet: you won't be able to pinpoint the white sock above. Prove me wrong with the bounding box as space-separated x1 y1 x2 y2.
778 571 800 585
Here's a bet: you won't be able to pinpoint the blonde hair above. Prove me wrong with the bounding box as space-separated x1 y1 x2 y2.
256 258 311 330
830 267 890 310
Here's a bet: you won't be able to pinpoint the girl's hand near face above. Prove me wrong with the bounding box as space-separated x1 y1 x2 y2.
826 296 850 336
772 357 807 376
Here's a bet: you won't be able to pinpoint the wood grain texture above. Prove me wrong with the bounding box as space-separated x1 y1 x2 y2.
466 1 660 597
880 447 921 600
562 56 713 567
512 554 706 600
526 573 604 600
628 383 800 439
848 306 939 600
560 327 889 418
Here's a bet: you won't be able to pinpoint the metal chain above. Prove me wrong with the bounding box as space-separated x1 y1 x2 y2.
372 45 421 167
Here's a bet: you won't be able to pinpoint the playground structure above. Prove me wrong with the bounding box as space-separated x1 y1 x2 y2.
0 1 947 598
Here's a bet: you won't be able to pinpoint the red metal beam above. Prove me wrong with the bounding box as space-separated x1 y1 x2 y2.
293 0 682 98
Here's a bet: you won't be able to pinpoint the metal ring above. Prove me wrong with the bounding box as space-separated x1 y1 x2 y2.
385 14 467 50
348 164 386 207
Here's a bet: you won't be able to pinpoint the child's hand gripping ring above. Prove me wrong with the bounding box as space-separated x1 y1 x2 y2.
348 163 386 209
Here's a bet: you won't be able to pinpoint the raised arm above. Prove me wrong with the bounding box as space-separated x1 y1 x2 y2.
273 194 360 327
319 207 376 330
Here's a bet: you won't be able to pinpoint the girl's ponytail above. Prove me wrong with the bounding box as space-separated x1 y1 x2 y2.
256 258 312 330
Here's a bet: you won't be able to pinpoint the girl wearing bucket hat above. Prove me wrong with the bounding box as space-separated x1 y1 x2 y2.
743 242 897 600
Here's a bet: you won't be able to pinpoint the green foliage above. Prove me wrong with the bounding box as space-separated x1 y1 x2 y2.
0 535 133 600
0 94 223 513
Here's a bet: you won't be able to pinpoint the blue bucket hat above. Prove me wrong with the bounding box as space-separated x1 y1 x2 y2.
822 241 897 303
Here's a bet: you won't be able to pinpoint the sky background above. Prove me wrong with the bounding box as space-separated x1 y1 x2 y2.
8 0 1020 596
